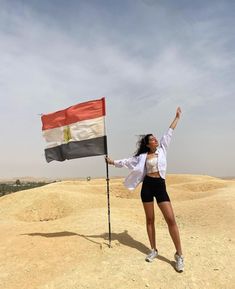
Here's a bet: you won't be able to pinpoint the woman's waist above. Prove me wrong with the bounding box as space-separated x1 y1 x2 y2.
144 174 165 181
146 172 161 178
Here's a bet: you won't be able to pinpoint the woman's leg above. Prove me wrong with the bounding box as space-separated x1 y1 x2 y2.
157 201 182 255
143 202 157 250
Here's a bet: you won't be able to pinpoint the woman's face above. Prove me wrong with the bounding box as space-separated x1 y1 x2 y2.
147 135 159 150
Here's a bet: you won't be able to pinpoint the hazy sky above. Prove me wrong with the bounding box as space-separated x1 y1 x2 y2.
0 0 234 179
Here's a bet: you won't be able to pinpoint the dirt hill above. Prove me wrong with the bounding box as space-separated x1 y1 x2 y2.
0 174 234 289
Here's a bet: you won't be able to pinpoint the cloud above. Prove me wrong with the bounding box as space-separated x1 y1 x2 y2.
1 0 233 110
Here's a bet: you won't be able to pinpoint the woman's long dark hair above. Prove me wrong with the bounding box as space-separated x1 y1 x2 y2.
134 134 153 156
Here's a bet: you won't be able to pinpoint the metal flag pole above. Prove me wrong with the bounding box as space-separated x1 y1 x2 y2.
105 146 112 248
103 97 111 248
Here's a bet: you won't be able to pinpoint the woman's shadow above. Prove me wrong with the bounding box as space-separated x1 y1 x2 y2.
82 230 174 267
23 230 173 267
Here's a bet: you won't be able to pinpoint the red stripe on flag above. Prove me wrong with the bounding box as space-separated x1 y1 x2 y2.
41 97 106 130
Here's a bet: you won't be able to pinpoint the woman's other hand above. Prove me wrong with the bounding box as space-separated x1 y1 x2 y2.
105 156 114 165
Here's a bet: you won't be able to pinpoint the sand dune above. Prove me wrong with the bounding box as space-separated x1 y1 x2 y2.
0 174 234 289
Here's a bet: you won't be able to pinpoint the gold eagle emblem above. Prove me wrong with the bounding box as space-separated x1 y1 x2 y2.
63 126 72 142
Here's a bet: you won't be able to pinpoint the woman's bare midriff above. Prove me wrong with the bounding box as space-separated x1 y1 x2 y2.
146 172 161 178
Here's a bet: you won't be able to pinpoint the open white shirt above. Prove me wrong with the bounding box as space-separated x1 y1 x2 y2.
114 128 173 190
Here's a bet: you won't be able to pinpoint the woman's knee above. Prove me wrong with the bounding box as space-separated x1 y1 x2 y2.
146 216 155 225
165 216 176 227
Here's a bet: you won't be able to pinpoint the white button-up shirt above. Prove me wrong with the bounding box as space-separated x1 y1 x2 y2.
114 128 173 190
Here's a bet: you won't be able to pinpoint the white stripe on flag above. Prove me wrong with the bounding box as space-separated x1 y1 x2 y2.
42 116 105 144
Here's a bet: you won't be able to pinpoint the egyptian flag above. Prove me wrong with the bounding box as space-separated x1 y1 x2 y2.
41 97 107 163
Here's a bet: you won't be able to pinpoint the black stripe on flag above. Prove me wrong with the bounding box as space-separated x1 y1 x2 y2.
45 136 107 163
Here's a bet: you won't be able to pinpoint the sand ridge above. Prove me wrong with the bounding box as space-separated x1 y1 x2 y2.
0 174 234 289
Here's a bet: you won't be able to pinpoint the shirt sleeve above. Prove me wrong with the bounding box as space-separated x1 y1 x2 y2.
160 128 173 152
114 156 140 170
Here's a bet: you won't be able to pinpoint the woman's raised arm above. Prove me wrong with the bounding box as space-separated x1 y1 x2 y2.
169 107 182 130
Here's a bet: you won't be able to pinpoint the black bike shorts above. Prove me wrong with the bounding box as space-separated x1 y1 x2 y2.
141 175 170 203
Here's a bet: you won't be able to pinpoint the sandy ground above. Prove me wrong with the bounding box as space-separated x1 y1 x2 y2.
0 174 234 289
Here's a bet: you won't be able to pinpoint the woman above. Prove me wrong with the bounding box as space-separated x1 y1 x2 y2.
105 107 184 272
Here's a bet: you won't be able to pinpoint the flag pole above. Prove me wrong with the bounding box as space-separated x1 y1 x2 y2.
103 97 111 248
105 146 112 248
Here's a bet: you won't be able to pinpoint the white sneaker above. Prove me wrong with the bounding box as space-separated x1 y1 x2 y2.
145 249 158 262
174 252 184 272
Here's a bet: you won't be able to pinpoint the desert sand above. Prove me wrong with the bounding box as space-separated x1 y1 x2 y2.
0 174 234 289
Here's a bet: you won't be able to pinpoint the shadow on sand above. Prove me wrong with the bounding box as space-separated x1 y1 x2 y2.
22 230 174 267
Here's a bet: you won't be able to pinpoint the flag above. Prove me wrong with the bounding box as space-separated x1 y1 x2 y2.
41 97 107 162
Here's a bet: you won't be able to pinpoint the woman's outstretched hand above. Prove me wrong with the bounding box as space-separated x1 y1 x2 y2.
176 107 182 119
105 156 114 165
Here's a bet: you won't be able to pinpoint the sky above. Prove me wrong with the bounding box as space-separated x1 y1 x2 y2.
0 0 234 179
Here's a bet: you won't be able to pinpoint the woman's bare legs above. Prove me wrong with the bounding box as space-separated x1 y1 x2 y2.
143 202 157 250
157 201 183 255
